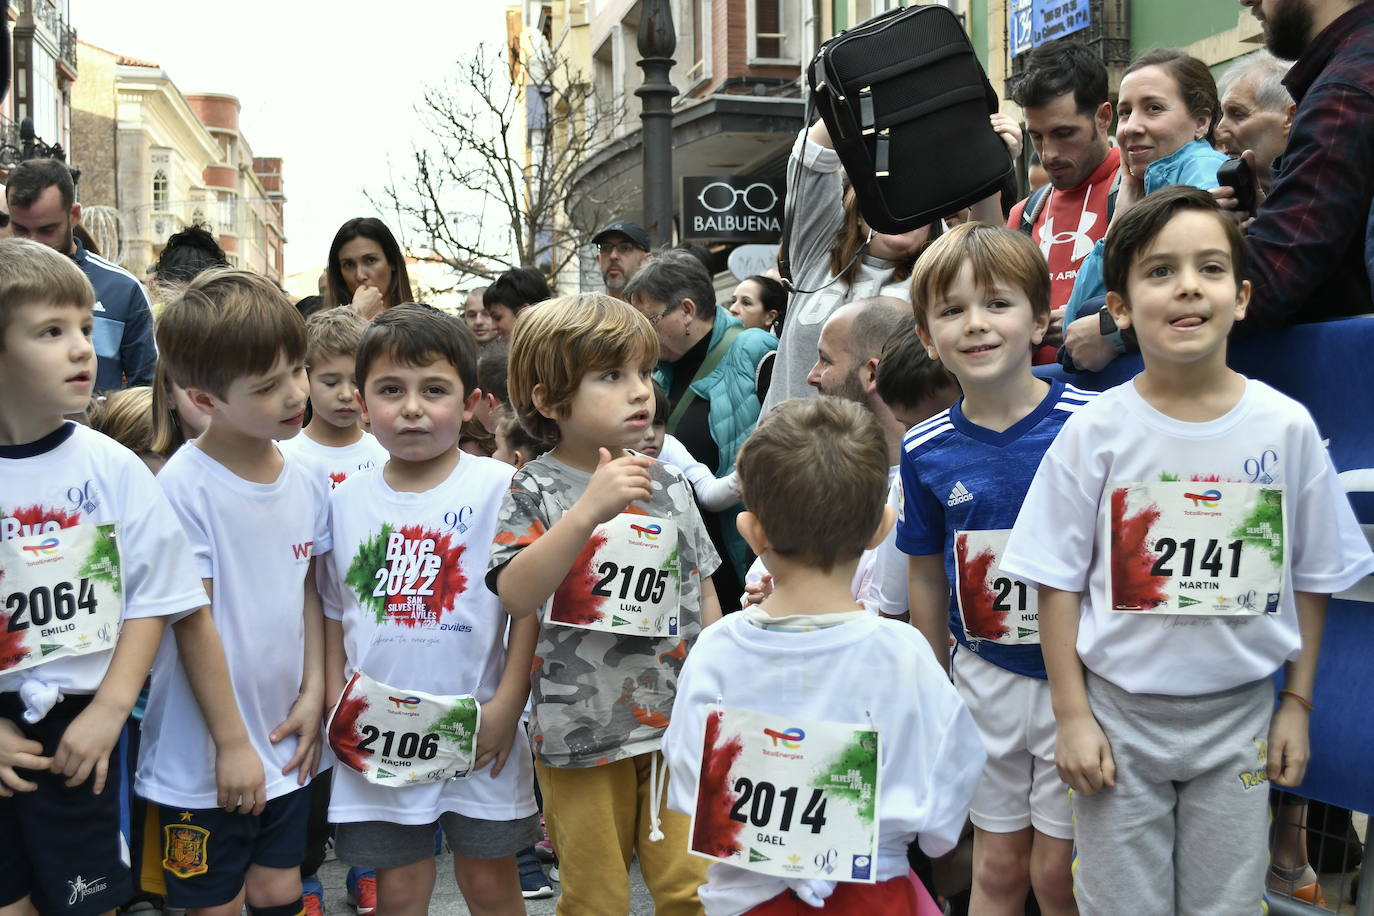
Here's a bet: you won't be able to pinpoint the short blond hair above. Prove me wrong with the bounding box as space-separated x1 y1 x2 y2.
736 397 889 571
305 306 367 368
507 293 658 445
155 268 306 399
908 222 1050 334
86 386 154 455
0 238 95 341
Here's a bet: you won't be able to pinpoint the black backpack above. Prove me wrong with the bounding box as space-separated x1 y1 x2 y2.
806 4 1012 234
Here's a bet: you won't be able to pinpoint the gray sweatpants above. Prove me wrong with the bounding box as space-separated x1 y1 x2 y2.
1072 671 1274 916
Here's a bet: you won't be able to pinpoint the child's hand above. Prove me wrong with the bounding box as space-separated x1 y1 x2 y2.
990 113 1023 160
1055 713 1116 795
270 691 324 785
51 698 123 792
742 573 774 607
474 698 521 778
1267 700 1310 787
576 448 654 525
215 738 267 815
0 718 51 796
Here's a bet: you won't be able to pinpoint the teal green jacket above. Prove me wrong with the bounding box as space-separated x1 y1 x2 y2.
654 306 777 577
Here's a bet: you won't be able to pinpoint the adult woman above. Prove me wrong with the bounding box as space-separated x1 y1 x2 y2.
624 249 777 609
325 217 414 319
727 274 786 334
1062 48 1226 370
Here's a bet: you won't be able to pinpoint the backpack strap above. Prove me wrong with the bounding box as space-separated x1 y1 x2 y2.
1105 169 1122 224
667 324 745 434
1018 183 1052 235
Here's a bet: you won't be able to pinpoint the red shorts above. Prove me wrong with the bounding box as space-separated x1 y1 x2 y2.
746 875 924 915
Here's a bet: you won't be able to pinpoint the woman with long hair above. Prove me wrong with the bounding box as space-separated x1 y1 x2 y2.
325 217 414 319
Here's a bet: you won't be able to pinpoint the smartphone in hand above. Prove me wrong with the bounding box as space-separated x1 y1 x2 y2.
1217 157 1257 215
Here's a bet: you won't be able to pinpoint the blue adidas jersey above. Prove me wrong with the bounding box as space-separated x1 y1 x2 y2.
896 379 1097 678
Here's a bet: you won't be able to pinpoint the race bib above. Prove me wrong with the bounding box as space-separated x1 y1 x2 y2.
954 530 1039 645
0 524 123 674
326 671 480 786
1106 482 1285 616
689 704 879 883
548 514 681 636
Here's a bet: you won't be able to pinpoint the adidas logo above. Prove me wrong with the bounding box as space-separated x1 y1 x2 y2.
92 301 106 313
947 481 973 506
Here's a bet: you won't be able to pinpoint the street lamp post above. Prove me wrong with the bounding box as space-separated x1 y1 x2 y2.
636 0 678 248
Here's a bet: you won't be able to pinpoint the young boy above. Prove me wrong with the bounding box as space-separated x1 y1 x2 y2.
488 292 722 914
899 222 1089 916
0 239 212 916
1002 186 1374 914
280 307 388 489
137 268 330 916
661 396 985 914
319 304 540 914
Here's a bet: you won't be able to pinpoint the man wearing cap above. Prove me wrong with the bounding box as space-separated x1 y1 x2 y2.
591 220 652 300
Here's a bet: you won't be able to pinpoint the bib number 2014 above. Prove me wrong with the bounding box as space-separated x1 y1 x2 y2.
6 579 100 631
728 777 828 834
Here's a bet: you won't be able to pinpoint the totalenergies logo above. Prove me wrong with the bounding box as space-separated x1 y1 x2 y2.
388 696 421 710
1184 489 1222 508
21 537 61 557
764 727 805 748
630 523 662 540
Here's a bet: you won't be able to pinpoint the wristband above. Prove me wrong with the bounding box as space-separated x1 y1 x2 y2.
1278 689 1313 711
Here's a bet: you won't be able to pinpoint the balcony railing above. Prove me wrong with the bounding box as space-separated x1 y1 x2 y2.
14 0 79 75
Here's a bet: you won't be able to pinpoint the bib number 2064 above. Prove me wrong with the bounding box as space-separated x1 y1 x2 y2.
728 777 828 834
6 578 99 631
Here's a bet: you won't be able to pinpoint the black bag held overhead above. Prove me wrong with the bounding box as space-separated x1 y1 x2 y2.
808 4 1012 234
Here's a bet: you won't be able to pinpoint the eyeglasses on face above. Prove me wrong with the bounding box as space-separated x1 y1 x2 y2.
597 242 639 256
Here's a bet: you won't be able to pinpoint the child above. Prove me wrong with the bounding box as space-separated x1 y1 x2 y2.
0 239 210 916
280 307 388 489
1002 186 1374 914
87 386 161 473
898 222 1089 916
662 396 984 914
137 268 330 916
492 408 546 469
639 382 741 511
488 292 722 915
151 361 213 460
319 304 541 913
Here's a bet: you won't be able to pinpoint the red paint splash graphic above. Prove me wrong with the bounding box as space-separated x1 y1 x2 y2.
327 688 371 772
329 472 348 489
550 532 609 625
5 505 82 535
955 533 1008 640
385 525 468 627
0 612 31 671
1110 488 1168 611
692 709 745 858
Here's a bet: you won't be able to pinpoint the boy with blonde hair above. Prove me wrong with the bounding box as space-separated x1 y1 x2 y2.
1003 187 1374 913
138 269 330 916
663 396 983 914
900 222 1092 916
280 307 387 490
0 239 217 916
488 292 722 915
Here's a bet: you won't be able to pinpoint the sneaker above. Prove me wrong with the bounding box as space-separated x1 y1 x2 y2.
533 814 556 862
346 868 378 915
302 878 326 916
518 847 554 899
549 863 559 883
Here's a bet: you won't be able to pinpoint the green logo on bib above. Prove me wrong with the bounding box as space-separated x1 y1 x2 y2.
1018 627 1036 639
1177 595 1201 608
749 848 771 863
377 769 397 780
612 616 632 627
40 643 63 656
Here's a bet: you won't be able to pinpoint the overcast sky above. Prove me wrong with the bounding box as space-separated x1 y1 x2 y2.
70 0 508 276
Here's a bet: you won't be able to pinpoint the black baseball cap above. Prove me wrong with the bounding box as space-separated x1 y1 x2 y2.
591 220 651 251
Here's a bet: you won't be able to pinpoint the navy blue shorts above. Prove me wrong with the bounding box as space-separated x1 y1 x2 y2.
0 693 134 916
150 784 312 908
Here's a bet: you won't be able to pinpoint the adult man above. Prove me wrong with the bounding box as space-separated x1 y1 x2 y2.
1223 0 1374 329
1216 52 1295 190
1008 39 1121 363
7 158 155 389
591 220 651 300
462 286 497 345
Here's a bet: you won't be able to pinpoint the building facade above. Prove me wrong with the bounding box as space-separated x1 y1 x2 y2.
3 0 77 177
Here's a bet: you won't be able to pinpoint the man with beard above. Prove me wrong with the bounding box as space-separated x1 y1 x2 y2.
590 220 651 300
1008 40 1121 366
1222 0 1374 328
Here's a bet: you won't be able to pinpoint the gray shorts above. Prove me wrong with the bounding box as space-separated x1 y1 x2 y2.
335 812 541 869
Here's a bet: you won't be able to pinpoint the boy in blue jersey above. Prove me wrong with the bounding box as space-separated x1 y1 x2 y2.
897 222 1088 916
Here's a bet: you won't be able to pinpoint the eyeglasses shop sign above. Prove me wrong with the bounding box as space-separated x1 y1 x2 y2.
682 176 784 242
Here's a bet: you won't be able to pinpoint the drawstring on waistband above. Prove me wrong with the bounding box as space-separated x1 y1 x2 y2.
648 749 667 842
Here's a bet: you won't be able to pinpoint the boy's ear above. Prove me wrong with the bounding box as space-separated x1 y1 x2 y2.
485 392 502 414
1233 278 1251 321
185 386 219 414
462 387 483 422
1105 291 1133 330
866 505 896 551
736 510 770 557
1030 304 1051 347
914 322 940 362
531 383 558 421
354 389 370 427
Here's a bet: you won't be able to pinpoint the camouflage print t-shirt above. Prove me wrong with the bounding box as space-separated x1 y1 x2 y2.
487 452 720 768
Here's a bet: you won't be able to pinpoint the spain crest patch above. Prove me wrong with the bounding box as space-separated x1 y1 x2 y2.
163 824 210 879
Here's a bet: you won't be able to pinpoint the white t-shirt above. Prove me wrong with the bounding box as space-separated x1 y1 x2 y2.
0 424 206 695
1002 378 1374 696
279 431 389 490
662 612 983 916
137 444 331 807
320 455 535 824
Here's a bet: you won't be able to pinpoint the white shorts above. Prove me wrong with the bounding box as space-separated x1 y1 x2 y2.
951 648 1072 839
